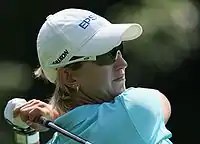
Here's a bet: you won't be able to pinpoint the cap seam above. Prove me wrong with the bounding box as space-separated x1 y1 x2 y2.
46 16 74 53
46 16 77 64
76 27 101 52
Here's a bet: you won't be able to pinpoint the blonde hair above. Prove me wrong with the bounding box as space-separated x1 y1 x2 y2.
34 63 82 113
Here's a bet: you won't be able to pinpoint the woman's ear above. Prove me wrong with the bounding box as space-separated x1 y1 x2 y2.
58 68 77 89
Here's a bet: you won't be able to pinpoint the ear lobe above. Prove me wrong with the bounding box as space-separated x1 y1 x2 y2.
63 69 77 88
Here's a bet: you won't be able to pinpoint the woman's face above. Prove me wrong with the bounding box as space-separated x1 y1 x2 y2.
72 50 128 102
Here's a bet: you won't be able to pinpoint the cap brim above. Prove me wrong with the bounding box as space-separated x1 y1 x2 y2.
75 23 143 56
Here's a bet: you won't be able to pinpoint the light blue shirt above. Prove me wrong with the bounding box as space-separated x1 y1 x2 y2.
47 87 172 144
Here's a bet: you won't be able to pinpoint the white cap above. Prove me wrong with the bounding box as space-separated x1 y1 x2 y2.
37 8 143 83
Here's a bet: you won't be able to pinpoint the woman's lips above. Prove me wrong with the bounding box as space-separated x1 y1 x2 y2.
113 75 125 81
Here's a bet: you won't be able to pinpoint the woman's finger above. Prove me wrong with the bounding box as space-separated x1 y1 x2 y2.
13 99 37 117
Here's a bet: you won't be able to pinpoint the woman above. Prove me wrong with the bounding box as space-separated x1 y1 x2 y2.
13 8 172 144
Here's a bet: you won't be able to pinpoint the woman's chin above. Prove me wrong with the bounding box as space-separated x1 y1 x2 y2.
113 83 126 96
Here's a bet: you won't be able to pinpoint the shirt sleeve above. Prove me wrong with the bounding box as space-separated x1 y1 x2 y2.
119 87 172 143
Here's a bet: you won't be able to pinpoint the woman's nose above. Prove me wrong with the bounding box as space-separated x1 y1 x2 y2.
114 51 128 70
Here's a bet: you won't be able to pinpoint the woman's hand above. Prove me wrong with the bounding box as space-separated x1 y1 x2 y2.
13 99 60 132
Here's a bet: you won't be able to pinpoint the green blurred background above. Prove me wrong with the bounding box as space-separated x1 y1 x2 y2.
1 0 200 143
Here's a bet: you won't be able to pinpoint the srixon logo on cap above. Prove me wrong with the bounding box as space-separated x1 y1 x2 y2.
79 15 97 29
52 49 69 64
